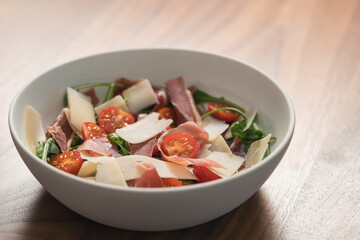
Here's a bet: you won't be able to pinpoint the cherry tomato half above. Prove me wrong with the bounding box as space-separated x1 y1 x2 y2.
98 107 135 134
157 107 175 121
82 122 107 140
193 166 221 183
152 126 172 156
208 102 239 123
49 151 84 175
162 178 183 187
161 133 199 158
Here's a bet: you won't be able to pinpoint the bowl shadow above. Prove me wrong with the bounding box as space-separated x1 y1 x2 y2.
16 188 277 240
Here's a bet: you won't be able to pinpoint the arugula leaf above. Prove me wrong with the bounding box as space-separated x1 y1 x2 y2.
63 82 124 106
107 133 130 156
36 138 60 163
193 89 246 112
70 134 84 150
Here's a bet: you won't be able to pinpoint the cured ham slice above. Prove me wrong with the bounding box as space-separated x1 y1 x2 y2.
63 108 83 139
130 137 157 157
165 77 201 125
152 87 169 112
83 88 99 106
157 122 225 169
47 108 74 153
114 77 142 95
135 165 163 188
77 138 121 158
158 121 209 150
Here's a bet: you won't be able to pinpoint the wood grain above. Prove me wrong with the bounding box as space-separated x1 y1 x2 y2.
1 0 359 239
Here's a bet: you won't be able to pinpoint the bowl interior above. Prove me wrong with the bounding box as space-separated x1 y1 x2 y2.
10 49 293 155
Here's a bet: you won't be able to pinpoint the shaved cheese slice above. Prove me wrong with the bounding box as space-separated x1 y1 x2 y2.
116 112 172 144
22 106 45 154
77 161 99 177
63 108 83 139
83 177 95 181
80 155 115 164
197 144 211 158
224 128 232 139
116 155 197 180
244 108 257 131
245 134 271 167
210 135 231 154
96 159 127 187
94 95 129 114
122 79 158 114
67 87 95 131
207 152 245 177
201 116 229 142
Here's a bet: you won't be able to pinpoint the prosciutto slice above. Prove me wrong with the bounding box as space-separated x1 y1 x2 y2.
159 122 209 149
152 87 169 112
47 108 74 153
135 165 163 188
157 122 225 169
77 138 121 158
83 88 99 106
114 77 142 95
165 77 202 125
130 137 156 157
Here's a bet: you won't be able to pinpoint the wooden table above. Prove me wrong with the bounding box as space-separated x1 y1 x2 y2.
1 0 359 239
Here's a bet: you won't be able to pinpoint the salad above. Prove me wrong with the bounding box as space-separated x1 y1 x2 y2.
22 77 275 188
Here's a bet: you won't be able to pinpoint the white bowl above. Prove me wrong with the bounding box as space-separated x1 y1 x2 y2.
9 48 295 231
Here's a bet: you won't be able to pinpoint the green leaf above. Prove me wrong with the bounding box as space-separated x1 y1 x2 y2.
70 134 84 150
193 89 246 112
107 133 130 156
36 138 60 163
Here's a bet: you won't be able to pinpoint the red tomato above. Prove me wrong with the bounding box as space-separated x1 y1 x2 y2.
49 151 84 175
161 133 199 158
208 102 239 123
82 122 107 140
193 166 221 183
157 107 175 120
98 107 135 134
162 178 183 187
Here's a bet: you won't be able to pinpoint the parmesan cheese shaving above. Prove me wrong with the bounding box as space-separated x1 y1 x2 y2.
197 144 211 158
245 134 271 167
116 112 172 144
77 161 99 177
63 108 83 139
122 79 158 114
207 151 245 177
96 159 128 187
201 116 229 142
67 87 96 131
22 106 45 154
95 95 129 114
244 108 257 131
116 155 197 180
210 135 232 153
